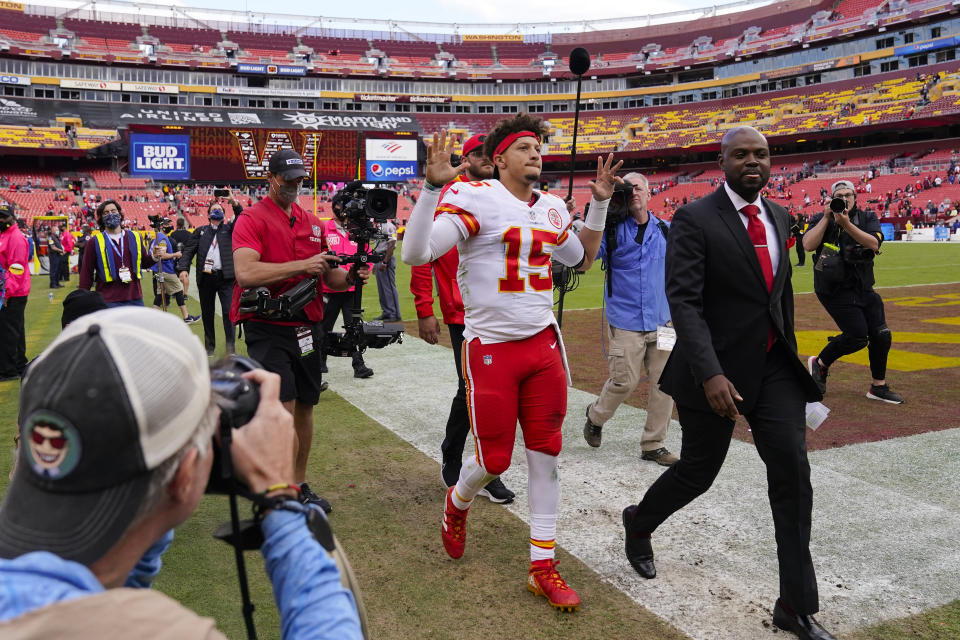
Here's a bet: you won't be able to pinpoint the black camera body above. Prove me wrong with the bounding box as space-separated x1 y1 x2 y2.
325 319 403 355
147 214 168 231
332 181 398 245
206 355 262 495
325 181 404 356
238 276 318 321
842 242 876 264
605 179 634 227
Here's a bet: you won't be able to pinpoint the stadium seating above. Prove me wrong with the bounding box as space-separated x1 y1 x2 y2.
0 0 955 81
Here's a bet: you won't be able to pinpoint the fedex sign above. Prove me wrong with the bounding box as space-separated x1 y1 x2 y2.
129 134 190 180
364 138 418 182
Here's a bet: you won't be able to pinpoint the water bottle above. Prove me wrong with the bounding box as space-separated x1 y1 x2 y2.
49 292 54 303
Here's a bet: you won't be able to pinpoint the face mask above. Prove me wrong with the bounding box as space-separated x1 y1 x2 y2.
209 209 225 221
272 178 300 205
103 213 121 229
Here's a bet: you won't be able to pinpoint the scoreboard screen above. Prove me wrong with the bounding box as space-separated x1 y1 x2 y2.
187 128 359 181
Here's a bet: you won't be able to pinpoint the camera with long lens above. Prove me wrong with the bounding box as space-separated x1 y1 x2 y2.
205 354 261 495
582 179 634 228
605 179 635 227
325 181 403 356
830 197 847 214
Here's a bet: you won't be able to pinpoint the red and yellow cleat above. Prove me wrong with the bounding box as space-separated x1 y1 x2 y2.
527 559 580 612
441 486 468 559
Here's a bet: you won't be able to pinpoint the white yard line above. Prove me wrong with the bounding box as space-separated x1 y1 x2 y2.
323 334 960 640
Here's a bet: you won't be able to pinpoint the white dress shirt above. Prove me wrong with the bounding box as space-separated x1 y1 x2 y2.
723 182 780 276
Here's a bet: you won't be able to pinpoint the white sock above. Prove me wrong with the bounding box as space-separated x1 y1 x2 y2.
526 448 559 562
452 455 495 511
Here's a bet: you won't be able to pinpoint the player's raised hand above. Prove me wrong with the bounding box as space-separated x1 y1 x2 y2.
425 129 469 187
588 152 624 201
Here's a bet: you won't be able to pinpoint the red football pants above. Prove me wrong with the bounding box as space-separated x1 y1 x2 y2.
463 326 567 476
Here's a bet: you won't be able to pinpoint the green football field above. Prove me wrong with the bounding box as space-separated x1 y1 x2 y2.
0 240 958 639
393 242 960 319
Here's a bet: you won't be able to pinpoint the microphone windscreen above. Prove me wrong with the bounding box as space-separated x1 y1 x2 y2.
569 47 591 76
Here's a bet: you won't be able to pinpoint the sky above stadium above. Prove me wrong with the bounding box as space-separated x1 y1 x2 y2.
169 0 728 26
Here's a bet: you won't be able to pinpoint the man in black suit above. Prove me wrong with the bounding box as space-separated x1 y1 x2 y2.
621 127 835 640
177 195 241 355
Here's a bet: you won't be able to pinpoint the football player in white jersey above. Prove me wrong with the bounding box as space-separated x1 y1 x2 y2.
403 114 622 612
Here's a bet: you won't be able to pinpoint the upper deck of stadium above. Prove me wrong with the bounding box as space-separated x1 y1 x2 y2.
0 0 945 80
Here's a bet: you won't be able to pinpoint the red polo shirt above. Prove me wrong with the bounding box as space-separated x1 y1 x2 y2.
230 197 328 325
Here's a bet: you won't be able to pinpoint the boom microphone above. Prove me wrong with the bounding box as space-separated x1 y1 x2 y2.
568 47 591 76
559 46 591 330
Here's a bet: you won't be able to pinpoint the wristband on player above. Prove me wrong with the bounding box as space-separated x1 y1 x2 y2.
584 197 610 232
423 180 444 193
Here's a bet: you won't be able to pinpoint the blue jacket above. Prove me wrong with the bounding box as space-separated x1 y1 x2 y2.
0 508 362 639
597 214 671 332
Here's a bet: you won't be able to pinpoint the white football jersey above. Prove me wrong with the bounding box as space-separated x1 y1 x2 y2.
437 179 584 343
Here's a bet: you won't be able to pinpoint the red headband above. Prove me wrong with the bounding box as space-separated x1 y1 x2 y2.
493 130 540 157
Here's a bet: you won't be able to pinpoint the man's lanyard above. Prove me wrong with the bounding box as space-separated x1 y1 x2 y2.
109 234 125 261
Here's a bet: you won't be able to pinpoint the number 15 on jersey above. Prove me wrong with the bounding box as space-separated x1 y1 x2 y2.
499 226 557 293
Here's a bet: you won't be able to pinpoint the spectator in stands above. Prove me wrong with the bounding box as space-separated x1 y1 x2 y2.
78 200 156 307
177 196 240 356
46 225 65 290
804 180 903 405
0 205 30 382
0 307 364 637
577 171 678 467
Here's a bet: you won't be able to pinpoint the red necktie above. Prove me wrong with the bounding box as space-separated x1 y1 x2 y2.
741 204 775 351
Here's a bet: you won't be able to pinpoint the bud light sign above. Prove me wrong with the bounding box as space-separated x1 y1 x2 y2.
129 134 190 180
364 138 418 182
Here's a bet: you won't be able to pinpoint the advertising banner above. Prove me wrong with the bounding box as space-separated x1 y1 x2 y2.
354 93 451 103
0 73 31 86
236 63 307 76
894 36 960 57
60 78 122 91
461 34 523 42
0 96 419 131
364 138 418 182
129 133 191 180
121 82 179 94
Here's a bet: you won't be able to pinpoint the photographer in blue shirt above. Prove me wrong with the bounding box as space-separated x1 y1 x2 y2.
577 170 678 466
0 307 363 639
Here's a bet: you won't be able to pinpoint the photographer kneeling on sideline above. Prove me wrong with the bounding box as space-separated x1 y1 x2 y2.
0 307 363 638
803 180 903 404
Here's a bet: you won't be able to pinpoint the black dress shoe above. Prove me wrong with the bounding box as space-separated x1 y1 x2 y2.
622 505 656 579
773 599 836 640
